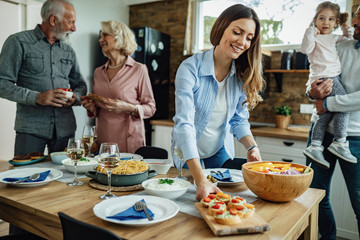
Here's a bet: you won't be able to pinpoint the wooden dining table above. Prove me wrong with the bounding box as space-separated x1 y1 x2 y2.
0 160 325 240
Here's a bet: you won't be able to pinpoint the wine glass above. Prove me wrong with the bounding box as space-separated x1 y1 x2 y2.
173 146 187 180
66 138 85 186
82 125 95 157
98 142 120 199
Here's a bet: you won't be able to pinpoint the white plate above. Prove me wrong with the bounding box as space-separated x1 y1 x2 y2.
94 153 143 161
93 195 179 226
202 168 243 186
0 168 63 187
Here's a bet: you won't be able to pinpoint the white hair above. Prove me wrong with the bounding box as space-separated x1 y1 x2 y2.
41 0 73 22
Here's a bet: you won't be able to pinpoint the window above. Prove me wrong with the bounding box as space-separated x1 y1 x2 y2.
192 0 351 52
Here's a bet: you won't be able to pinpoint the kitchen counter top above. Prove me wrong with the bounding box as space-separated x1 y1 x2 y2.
150 120 310 141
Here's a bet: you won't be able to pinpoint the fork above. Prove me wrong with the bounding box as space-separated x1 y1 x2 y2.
14 173 40 184
134 201 153 221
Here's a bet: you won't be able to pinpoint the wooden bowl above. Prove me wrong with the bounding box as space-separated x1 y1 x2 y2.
242 161 313 202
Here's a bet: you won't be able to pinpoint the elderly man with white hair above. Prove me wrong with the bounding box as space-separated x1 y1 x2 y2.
0 0 87 158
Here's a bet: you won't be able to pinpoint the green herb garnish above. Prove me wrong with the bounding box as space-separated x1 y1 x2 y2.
159 178 174 185
80 157 90 162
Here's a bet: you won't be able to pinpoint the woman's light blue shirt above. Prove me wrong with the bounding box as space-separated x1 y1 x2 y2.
171 47 252 168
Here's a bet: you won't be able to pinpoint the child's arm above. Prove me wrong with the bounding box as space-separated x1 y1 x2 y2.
300 26 319 55
339 25 354 41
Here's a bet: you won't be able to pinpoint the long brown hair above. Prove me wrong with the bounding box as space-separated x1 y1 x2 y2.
210 4 264 110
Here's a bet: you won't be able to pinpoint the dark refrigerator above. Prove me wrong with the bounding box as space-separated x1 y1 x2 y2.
132 27 171 146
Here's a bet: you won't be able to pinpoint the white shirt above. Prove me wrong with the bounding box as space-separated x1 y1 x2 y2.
326 39 360 136
300 26 349 84
197 76 228 158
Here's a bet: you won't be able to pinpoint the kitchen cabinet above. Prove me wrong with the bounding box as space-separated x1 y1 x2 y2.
151 124 173 162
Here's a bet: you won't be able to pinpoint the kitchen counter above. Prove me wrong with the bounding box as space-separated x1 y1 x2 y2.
150 120 310 141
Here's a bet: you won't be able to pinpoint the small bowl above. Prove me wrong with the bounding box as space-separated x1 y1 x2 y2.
50 151 68 165
242 161 313 202
60 91 73 101
143 159 172 174
142 178 191 199
62 158 98 173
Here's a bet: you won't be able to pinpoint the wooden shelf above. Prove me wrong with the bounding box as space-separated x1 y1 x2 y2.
264 69 309 92
265 69 309 73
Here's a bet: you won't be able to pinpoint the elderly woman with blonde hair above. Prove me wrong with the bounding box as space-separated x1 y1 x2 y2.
81 20 156 153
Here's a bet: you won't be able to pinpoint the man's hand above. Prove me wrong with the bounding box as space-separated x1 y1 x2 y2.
315 99 327 114
308 79 333 99
36 89 71 107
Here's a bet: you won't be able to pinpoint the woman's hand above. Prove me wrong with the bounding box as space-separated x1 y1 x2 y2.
96 98 135 114
195 178 221 201
187 158 221 201
247 147 262 162
80 96 97 116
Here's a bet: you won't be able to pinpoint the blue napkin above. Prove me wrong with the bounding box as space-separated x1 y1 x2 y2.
107 199 154 221
3 170 51 183
210 169 234 182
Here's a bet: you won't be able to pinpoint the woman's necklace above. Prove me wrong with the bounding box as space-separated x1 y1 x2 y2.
108 61 125 69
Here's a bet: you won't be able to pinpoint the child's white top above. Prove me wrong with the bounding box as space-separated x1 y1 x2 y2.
300 26 349 85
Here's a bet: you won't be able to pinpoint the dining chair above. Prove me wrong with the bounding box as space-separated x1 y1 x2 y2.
58 212 123 240
135 146 168 159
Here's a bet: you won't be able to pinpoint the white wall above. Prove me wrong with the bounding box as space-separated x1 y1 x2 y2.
70 0 129 139
0 0 129 159
0 1 22 160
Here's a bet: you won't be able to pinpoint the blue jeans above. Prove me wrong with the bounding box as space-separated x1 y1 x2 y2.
201 146 247 169
306 124 360 240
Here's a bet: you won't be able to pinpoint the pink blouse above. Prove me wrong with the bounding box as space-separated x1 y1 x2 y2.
90 56 156 153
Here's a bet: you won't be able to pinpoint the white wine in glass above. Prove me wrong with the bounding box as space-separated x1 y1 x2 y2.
67 138 85 186
82 125 95 157
98 142 120 199
173 146 187 180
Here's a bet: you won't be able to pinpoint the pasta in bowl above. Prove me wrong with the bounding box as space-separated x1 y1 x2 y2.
86 160 157 186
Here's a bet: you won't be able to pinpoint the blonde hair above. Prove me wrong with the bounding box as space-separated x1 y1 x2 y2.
210 4 264 110
101 20 137 56
313 1 349 29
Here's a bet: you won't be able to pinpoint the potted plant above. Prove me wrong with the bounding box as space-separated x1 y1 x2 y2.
274 105 292 129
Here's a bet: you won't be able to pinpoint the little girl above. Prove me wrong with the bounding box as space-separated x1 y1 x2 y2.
301 1 357 169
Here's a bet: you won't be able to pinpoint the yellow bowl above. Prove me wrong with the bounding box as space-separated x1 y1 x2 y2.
242 161 313 202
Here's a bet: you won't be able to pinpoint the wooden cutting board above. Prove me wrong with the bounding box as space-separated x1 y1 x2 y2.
195 202 270 236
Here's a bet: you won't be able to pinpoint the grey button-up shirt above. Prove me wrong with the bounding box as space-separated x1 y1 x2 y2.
0 25 87 139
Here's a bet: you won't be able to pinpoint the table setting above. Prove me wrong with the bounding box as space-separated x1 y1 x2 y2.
0 138 324 240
